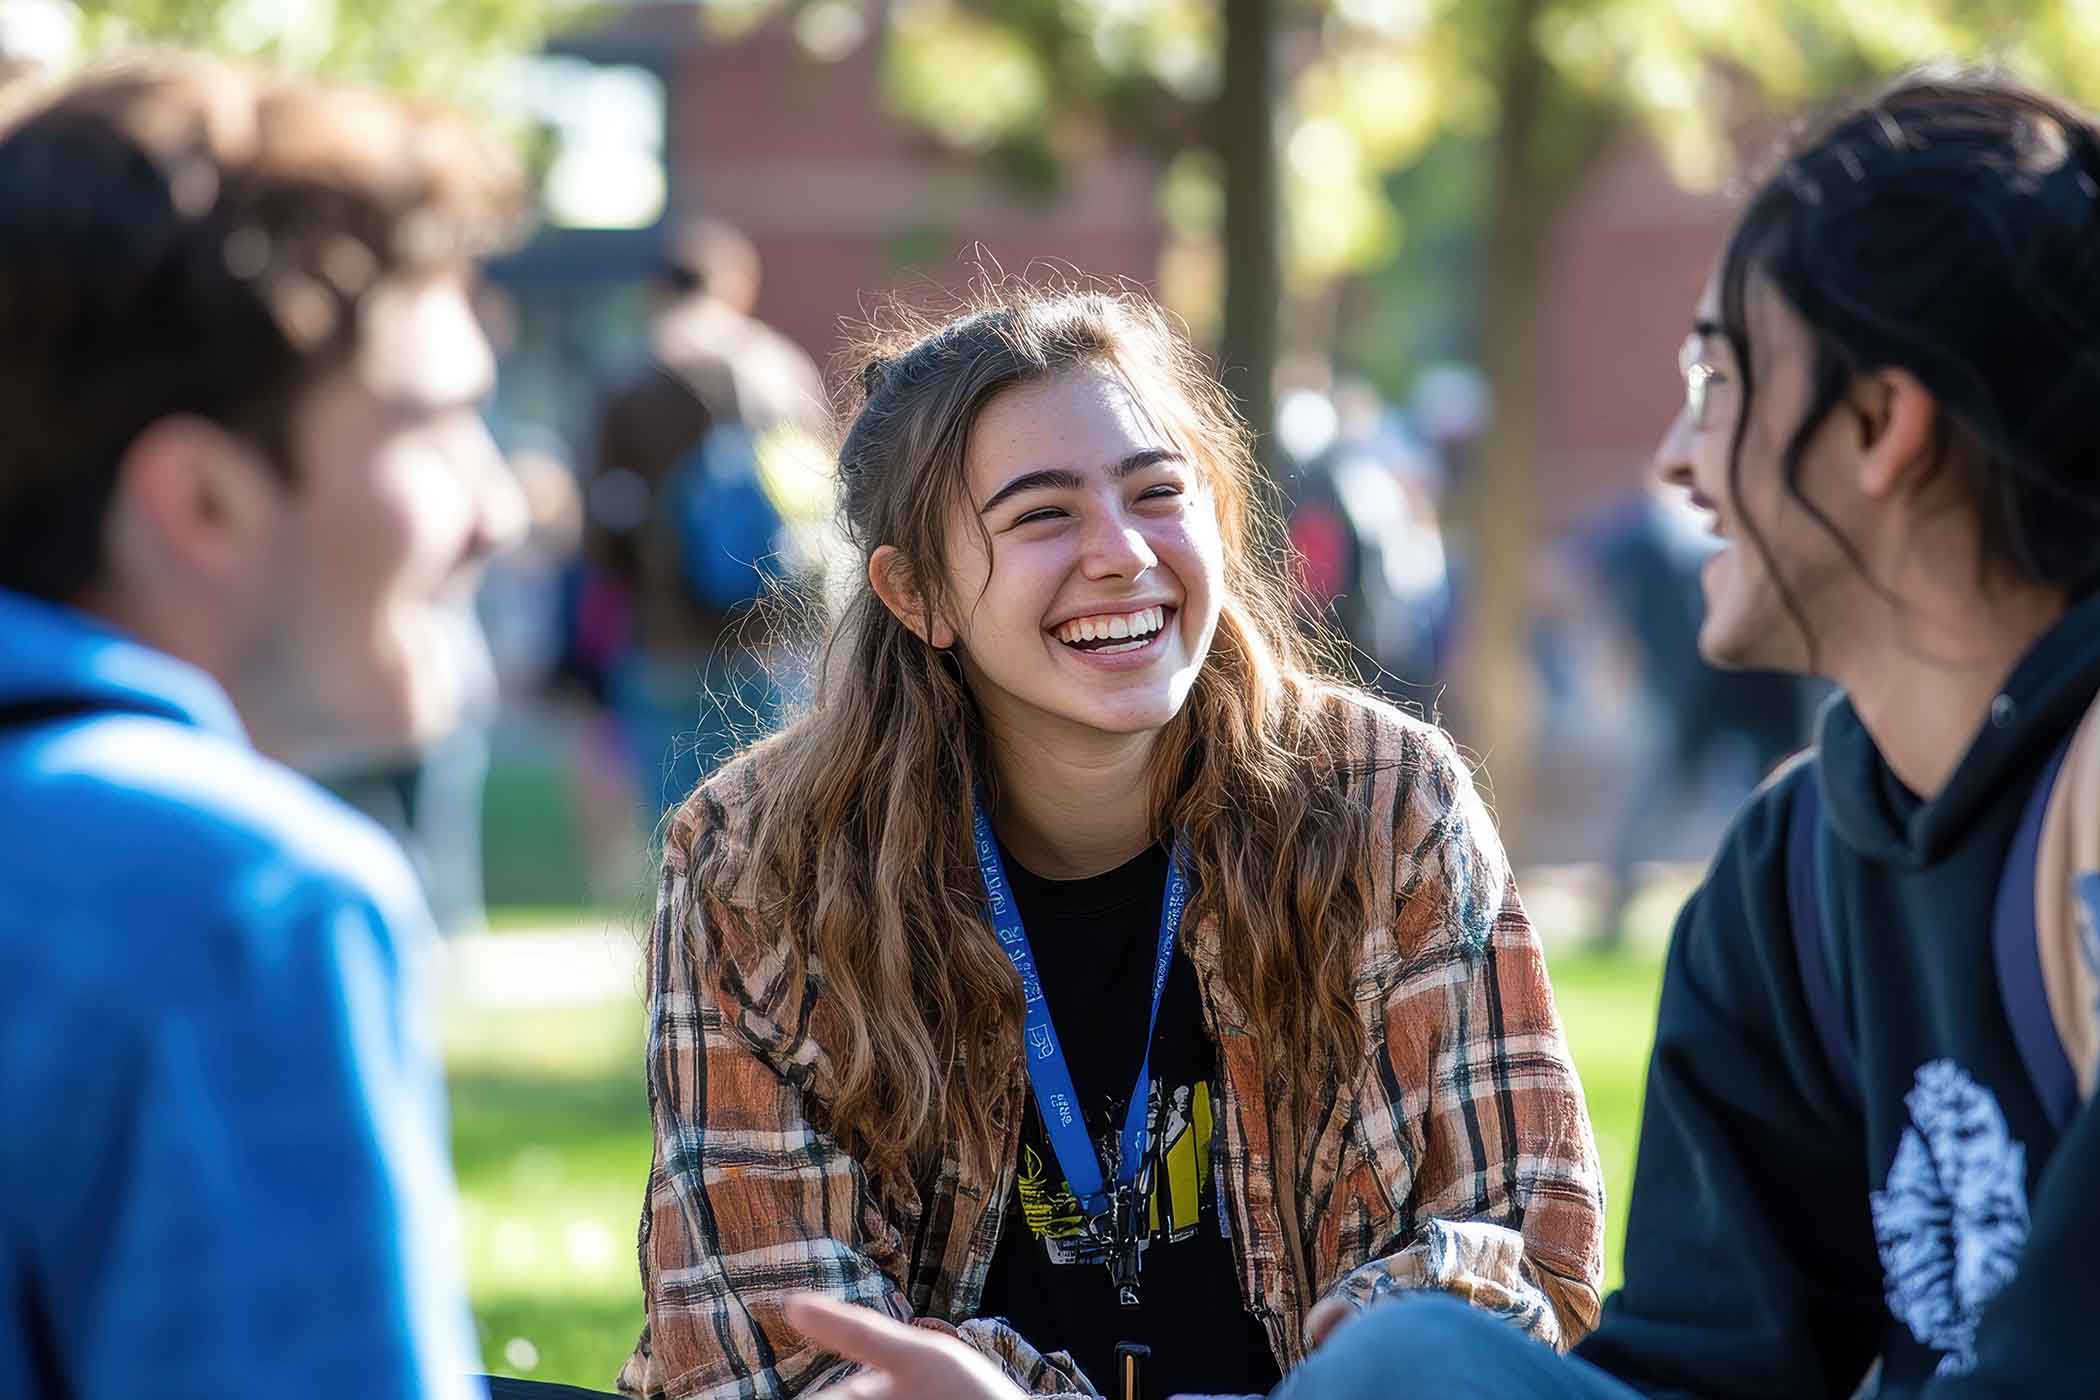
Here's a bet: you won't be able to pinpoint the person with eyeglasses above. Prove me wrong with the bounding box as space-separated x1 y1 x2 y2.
1575 337 1817 949
780 67 2100 1400
1678 333 1727 434
1278 66 2100 1400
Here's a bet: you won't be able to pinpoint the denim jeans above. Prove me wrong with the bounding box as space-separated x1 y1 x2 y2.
470 1297 1648 1400
1269 1294 1643 1400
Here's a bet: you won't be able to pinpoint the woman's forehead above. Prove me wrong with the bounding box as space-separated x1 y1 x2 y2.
963 364 1185 486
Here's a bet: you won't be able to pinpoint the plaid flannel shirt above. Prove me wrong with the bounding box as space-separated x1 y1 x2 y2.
617 694 1605 1399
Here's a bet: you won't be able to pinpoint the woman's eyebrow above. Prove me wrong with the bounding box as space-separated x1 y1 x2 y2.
978 467 1085 515
977 449 1187 515
1116 447 1186 475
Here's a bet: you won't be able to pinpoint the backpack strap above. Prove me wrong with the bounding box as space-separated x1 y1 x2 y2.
1786 772 1863 1109
2009 687 2100 1130
1787 704 2100 1132
1992 732 2079 1132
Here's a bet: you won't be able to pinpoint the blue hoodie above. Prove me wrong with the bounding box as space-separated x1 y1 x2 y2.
0 589 484 1399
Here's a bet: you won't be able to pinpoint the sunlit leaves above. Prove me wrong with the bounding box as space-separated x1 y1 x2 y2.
700 0 788 44
1285 117 1399 285
794 0 871 62
1990 0 2100 103
862 0 2100 306
1826 0 1987 73
884 0 1051 151
1158 148 1224 236
72 0 573 98
1028 0 1222 98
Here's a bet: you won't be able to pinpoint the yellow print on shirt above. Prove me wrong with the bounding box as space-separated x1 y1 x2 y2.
1153 1079 1214 1242
1016 1143 1087 1239
1017 1080 1217 1259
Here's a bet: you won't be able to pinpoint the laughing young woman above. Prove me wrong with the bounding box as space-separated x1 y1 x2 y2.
614 285 1603 1400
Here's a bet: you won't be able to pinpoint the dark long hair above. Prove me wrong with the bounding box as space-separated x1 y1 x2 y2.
1717 69 2100 648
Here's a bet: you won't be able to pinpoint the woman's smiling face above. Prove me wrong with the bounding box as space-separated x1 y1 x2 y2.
930 363 1225 748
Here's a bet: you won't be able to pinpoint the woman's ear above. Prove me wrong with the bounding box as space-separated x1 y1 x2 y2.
868 544 958 649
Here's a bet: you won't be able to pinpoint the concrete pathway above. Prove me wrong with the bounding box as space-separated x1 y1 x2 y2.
444 923 645 1010
447 859 1701 1016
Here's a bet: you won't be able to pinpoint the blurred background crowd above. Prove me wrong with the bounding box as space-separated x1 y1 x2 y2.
5 0 2091 1386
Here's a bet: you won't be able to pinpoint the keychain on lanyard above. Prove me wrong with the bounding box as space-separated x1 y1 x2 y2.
971 797 1190 1309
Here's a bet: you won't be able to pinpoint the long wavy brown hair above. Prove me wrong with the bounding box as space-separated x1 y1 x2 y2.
691 281 1383 1183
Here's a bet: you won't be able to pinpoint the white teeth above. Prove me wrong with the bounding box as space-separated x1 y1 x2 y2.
1053 605 1170 646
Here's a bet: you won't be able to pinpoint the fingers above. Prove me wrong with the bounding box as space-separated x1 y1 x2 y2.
785 1293 1028 1400
1303 1293 1362 1352
804 1373 894 1400
785 1294 928 1372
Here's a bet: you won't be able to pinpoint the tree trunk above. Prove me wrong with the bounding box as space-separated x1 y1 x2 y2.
1216 0 1279 469
1454 0 1554 858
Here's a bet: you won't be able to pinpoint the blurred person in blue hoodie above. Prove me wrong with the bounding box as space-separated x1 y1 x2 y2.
585 220 832 827
0 57 525 1399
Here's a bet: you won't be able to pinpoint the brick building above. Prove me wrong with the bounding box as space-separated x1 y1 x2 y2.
1533 137 1735 527
495 1 1734 535
488 1 1166 451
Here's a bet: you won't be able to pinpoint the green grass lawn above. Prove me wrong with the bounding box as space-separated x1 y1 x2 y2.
447 936 1667 1389
1546 944 1669 1295
447 999 652 1388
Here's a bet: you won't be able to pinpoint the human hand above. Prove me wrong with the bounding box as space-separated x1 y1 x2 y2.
1303 1293 1363 1353
789 1295 1030 1400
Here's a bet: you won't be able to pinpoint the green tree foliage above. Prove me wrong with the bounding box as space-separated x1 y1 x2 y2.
65 0 2100 845
63 0 570 98
780 0 2100 847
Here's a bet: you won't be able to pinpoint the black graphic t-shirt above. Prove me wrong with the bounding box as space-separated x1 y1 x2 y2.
976 841 1279 1400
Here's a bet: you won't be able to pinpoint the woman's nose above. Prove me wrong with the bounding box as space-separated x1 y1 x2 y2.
1080 510 1158 580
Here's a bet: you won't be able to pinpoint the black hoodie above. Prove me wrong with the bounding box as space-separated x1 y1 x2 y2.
1575 591 2100 1398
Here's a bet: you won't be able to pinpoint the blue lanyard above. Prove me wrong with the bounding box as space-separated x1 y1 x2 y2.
970 799 1190 1221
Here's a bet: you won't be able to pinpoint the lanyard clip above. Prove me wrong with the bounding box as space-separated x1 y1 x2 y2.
1110 1182 1145 1307
1113 1249 1142 1308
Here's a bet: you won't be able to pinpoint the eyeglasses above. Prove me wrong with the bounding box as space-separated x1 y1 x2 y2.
1678 335 1729 431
